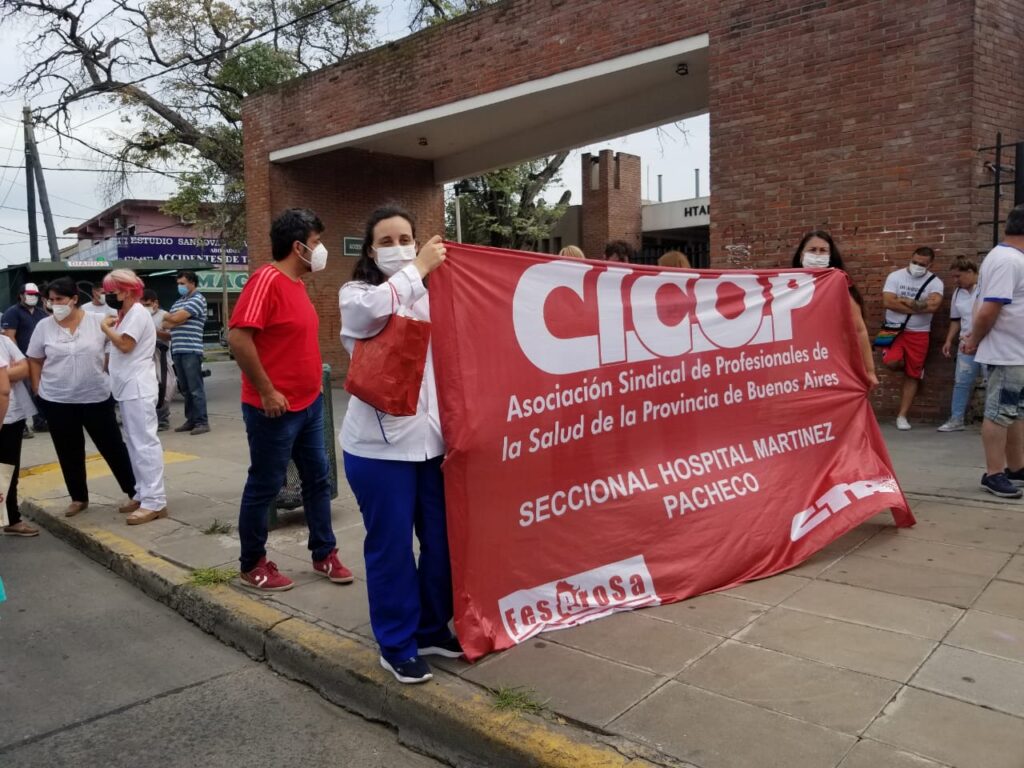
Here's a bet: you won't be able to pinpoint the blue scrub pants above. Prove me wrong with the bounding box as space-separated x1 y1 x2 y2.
343 452 453 664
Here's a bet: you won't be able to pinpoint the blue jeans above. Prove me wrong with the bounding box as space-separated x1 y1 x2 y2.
239 395 335 572
172 352 208 427
343 452 453 664
949 352 984 421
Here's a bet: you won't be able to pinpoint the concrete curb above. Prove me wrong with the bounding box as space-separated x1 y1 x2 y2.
25 498 672 768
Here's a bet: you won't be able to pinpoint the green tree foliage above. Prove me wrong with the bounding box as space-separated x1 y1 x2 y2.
448 153 571 251
2 0 376 243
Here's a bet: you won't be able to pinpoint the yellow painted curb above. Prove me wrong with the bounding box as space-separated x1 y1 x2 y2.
20 450 197 478
25 496 660 767
268 620 654 768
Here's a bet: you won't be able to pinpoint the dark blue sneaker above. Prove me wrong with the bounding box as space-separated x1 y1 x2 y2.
380 655 432 684
980 473 1023 499
420 636 464 659
1004 466 1024 487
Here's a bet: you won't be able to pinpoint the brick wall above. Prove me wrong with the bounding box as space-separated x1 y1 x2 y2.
243 0 1024 418
580 151 642 259
709 0 978 421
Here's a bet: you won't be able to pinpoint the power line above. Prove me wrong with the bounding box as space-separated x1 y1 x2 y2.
0 203 85 221
0 162 191 174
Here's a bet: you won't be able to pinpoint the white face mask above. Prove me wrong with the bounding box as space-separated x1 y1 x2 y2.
24 295 38 307
801 252 831 269
908 263 928 278
299 242 328 272
52 303 72 321
374 244 417 277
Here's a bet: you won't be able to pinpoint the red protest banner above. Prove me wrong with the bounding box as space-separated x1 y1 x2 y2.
430 243 914 661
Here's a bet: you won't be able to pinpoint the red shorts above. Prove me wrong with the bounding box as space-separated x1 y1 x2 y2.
882 331 930 379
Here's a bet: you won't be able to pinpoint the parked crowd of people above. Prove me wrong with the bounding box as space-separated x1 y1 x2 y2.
2 203 1021 683
0 271 210 536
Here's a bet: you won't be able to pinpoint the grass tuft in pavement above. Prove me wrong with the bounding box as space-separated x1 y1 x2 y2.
188 567 239 586
202 518 233 535
491 686 548 715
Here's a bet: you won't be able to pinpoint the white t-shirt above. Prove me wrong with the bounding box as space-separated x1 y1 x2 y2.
0 336 37 425
883 269 944 332
27 312 112 404
950 284 977 338
975 244 1024 366
108 302 158 401
83 300 118 319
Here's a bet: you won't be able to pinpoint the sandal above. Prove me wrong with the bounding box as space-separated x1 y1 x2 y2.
64 501 88 517
3 521 39 537
118 499 142 515
126 507 168 526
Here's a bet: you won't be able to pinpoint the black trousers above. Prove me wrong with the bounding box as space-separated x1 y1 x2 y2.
0 418 26 524
39 397 136 504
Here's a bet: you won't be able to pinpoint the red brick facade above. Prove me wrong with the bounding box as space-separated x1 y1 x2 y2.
580 151 643 260
243 0 1024 420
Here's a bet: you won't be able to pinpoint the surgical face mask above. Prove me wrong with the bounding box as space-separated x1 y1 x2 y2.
52 303 72 321
177 284 189 297
299 242 328 273
908 263 928 278
24 295 38 307
145 304 158 315
801 252 831 269
374 244 417 277
94 294 106 305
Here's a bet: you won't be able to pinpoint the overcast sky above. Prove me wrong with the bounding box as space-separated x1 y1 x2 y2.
0 1 709 265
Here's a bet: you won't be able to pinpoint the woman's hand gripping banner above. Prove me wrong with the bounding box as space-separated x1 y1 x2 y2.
430 243 914 661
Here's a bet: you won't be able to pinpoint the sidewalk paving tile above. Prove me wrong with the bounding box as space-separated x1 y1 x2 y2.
719 573 810 605
820 554 989 607
613 680 855 768
911 645 1024 718
677 640 900 734
999 554 1024 584
837 740 948 768
543 610 721 675
896 521 1024 555
866 687 1024 768
911 501 1024 534
853 533 1011 577
780 581 963 640
149 533 237 570
267 579 369 632
785 545 848 578
973 579 1024 621
261 549 325 587
736 607 935 682
944 610 1024 663
643 592 766 636
461 639 662 727
268 531 366 581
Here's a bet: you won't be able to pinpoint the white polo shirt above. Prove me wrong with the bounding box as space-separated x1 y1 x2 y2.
27 311 112 404
0 336 37 424
108 302 158 401
338 264 444 462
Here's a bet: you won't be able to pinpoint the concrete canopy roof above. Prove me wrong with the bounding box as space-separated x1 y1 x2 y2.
270 34 709 184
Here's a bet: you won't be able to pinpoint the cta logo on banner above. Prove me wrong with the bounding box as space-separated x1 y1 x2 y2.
430 244 914 661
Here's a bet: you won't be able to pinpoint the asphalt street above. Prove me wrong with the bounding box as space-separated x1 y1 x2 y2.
0 529 445 768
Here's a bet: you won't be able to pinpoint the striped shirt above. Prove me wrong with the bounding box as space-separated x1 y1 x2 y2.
169 289 207 354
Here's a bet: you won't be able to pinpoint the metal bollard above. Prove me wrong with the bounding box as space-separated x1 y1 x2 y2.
269 364 338 527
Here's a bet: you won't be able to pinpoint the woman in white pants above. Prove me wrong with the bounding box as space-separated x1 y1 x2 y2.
100 269 167 525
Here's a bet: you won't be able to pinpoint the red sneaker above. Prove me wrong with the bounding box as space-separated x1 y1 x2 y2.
240 558 294 591
313 548 354 584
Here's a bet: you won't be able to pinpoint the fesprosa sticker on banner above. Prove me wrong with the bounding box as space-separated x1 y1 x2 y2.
429 243 914 660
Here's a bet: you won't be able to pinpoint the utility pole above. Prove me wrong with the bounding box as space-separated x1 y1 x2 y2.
22 107 38 263
23 107 59 260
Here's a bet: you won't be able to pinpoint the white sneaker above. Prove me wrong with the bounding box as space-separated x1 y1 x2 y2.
896 416 912 430
937 419 964 432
